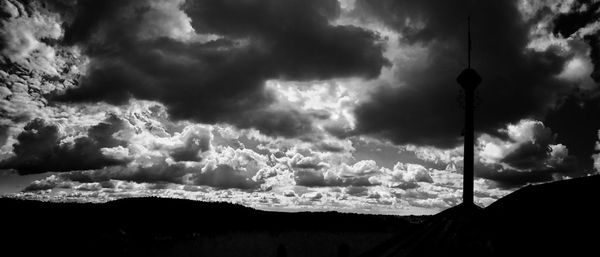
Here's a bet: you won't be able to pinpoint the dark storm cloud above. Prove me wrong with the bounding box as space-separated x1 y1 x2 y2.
475 120 582 188
498 122 558 171
51 0 388 138
354 0 570 148
501 142 552 170
60 161 262 190
293 169 327 187
587 35 600 82
0 115 130 174
61 160 190 185
191 164 261 190
23 175 65 191
183 0 388 80
552 0 600 82
425 116 593 188
0 124 8 147
476 163 578 189
169 127 211 162
552 0 600 38
542 0 600 173
545 93 600 172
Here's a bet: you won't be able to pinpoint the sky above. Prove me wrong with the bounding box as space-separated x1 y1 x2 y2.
0 0 599 215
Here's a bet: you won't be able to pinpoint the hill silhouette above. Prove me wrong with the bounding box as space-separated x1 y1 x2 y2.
2 175 599 257
360 175 600 257
485 174 600 256
0 197 422 257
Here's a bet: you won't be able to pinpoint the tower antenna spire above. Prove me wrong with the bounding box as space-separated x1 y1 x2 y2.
467 16 471 68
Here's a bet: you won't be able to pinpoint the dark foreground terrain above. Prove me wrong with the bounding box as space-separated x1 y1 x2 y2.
2 175 599 257
484 174 600 257
361 175 600 257
0 197 423 257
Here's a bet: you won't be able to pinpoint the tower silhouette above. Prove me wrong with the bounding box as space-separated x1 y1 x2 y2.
456 17 481 206
358 17 494 257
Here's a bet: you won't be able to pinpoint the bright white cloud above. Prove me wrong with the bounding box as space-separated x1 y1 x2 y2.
477 119 567 171
13 109 515 214
266 79 361 134
0 0 64 74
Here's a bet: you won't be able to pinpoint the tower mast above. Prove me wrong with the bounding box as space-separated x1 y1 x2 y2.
456 17 481 206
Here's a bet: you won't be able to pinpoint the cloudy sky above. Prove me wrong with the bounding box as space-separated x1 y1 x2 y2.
0 0 599 215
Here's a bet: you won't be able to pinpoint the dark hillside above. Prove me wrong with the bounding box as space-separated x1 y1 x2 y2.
358 175 600 257
0 197 424 257
485 175 600 256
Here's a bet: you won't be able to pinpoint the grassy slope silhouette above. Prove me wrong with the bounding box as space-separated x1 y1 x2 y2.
0 197 422 257
485 174 600 257
360 175 600 257
1 175 598 257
